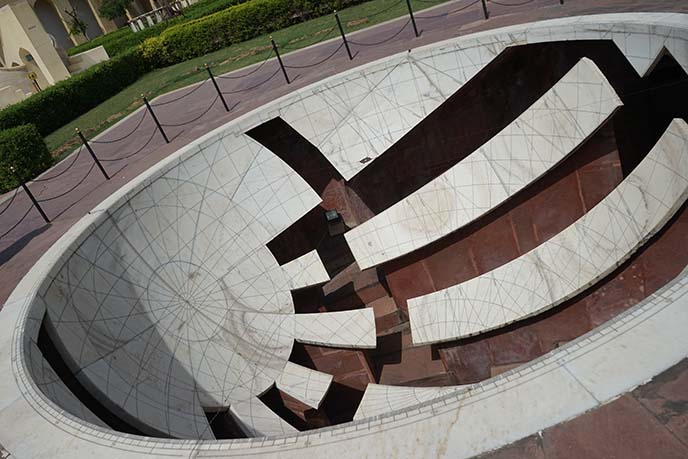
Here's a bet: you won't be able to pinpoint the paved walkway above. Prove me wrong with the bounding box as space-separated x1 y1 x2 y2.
480 358 688 459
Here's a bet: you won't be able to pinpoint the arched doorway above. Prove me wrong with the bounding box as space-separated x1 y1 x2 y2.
17 47 46 91
33 0 72 50
72 0 104 40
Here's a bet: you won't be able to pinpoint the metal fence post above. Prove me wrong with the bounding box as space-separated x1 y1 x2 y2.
142 95 169 143
481 0 489 19
76 128 110 180
270 37 290 84
405 0 419 37
11 166 49 223
205 64 230 112
335 11 354 60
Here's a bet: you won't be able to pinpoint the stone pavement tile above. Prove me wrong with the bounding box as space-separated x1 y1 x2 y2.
369 296 397 318
528 300 591 352
542 395 688 459
507 206 540 256
633 359 688 445
575 127 623 211
490 363 522 378
467 214 521 275
476 435 545 459
438 339 492 384
385 262 436 306
487 327 543 367
585 261 647 328
525 172 585 245
302 346 373 387
378 346 446 386
479 360 688 459
640 207 688 295
419 241 479 293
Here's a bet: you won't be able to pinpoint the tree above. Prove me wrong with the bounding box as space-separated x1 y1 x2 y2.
64 7 89 39
99 0 133 20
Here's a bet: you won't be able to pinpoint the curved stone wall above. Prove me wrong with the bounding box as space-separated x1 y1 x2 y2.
0 12 687 459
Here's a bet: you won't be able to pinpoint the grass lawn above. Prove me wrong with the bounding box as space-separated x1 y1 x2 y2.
45 0 453 158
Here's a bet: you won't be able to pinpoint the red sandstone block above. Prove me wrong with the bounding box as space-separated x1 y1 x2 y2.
439 339 492 384
585 262 646 328
542 395 688 459
487 327 543 367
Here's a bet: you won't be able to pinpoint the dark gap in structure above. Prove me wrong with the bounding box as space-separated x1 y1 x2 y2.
319 382 364 425
259 386 309 431
291 285 325 314
246 117 343 195
203 408 248 439
268 207 356 277
267 206 329 265
36 319 148 436
288 341 318 370
284 342 369 428
609 53 688 175
316 232 356 278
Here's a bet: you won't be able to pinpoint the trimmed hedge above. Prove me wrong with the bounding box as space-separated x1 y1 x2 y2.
0 0 371 138
68 0 252 57
150 0 368 65
0 49 153 136
0 124 53 193
155 0 293 64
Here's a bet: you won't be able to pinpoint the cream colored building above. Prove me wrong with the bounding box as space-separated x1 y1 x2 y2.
2 0 165 50
0 0 171 109
0 0 117 108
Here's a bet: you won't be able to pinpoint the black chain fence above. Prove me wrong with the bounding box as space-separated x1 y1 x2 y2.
0 0 567 243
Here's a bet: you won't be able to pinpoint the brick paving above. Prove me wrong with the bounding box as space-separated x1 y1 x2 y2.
479 358 688 459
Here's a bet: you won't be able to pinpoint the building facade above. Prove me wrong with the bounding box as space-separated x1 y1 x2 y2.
0 0 138 108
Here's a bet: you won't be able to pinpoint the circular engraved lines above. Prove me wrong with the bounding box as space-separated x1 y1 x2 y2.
145 260 227 343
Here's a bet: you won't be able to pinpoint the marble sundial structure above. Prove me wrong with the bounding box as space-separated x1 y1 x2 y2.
0 11 687 459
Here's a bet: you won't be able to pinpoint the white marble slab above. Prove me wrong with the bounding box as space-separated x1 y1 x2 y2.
276 362 333 409
280 250 330 289
278 45 495 180
275 13 688 181
293 309 377 349
345 58 622 269
409 119 688 344
229 397 298 437
353 383 466 421
39 131 322 438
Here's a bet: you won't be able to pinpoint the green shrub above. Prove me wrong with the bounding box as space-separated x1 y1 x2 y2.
0 124 53 192
68 0 251 57
0 0 371 138
152 0 292 64
151 0 368 66
0 49 153 136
